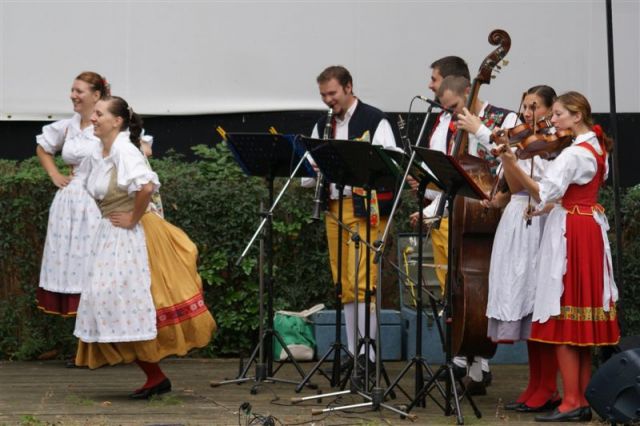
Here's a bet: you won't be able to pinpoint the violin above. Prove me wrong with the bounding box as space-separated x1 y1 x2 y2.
503 122 533 142
489 96 546 159
534 119 574 159
511 118 574 159
491 118 574 160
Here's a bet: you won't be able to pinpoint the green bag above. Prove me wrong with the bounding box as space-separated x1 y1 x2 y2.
272 304 324 361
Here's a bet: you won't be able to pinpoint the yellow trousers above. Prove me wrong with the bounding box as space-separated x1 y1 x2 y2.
326 199 386 304
431 217 448 292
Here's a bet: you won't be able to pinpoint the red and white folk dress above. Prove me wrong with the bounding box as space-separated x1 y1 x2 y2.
530 131 619 346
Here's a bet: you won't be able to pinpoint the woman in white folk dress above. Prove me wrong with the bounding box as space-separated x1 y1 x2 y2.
36 72 108 318
73 96 215 399
485 85 560 413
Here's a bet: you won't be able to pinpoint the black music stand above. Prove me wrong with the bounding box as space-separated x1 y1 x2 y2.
291 137 414 420
209 133 313 393
403 147 488 424
380 149 449 409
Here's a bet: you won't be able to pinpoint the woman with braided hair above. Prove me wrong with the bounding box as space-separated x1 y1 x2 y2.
73 96 216 399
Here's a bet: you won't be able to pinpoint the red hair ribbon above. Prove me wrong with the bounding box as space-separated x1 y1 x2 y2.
102 77 112 97
592 124 603 141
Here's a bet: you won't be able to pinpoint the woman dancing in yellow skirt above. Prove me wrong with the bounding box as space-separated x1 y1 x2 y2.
73 96 216 399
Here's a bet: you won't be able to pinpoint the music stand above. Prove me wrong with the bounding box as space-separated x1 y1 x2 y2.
379 149 450 409
403 147 488 424
210 133 313 393
291 137 414 420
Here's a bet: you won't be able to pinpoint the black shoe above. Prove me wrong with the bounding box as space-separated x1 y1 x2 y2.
482 370 492 387
129 378 172 400
516 398 560 413
452 364 466 380
534 407 585 422
516 395 562 413
350 354 379 391
505 401 525 410
357 355 376 376
580 406 592 421
462 376 486 396
437 365 462 382
65 358 77 368
322 357 352 377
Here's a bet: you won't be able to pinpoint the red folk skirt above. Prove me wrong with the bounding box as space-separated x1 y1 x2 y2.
530 209 620 346
36 288 80 317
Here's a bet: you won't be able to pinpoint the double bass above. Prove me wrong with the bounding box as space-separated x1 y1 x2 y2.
448 29 511 358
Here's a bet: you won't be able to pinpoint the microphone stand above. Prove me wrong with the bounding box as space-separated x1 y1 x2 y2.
291 203 414 421
370 99 451 407
373 98 436 265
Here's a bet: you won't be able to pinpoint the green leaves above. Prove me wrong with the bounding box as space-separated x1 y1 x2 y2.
0 144 333 358
600 184 640 336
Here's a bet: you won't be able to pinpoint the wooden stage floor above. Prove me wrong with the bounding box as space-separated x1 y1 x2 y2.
0 358 591 425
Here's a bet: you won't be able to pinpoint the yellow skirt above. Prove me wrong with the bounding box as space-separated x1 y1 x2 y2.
76 212 216 368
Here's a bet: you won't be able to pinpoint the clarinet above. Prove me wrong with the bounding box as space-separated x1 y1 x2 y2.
311 108 333 220
397 114 411 153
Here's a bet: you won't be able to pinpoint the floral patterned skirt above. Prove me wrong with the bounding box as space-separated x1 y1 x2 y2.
75 213 216 368
37 179 101 315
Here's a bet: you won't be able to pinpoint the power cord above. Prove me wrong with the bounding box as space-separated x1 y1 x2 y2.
238 401 281 426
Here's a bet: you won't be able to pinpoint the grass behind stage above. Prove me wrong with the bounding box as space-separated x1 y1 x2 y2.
0 358 580 425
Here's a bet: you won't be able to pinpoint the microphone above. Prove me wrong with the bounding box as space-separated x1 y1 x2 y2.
415 96 454 114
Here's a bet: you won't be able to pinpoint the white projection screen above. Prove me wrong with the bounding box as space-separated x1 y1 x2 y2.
0 0 638 120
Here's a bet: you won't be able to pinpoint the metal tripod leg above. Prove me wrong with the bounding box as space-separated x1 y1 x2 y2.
295 188 353 392
294 340 351 393
293 197 413 421
384 212 446 406
402 189 482 424
210 234 313 393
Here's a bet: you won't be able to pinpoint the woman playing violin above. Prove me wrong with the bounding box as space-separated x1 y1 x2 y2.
485 85 560 414
499 91 620 422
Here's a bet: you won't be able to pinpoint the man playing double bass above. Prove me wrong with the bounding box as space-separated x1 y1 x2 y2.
410 56 471 294
437 74 519 395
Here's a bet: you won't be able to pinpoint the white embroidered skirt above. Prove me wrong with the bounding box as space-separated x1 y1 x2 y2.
74 219 157 343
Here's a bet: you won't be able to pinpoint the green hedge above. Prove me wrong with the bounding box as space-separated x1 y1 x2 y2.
601 185 640 335
0 144 411 360
0 145 638 360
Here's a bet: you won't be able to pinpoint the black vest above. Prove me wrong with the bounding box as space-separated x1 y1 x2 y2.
314 100 395 218
316 100 387 141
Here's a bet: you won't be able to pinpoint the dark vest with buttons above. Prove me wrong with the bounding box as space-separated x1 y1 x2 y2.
314 100 396 218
